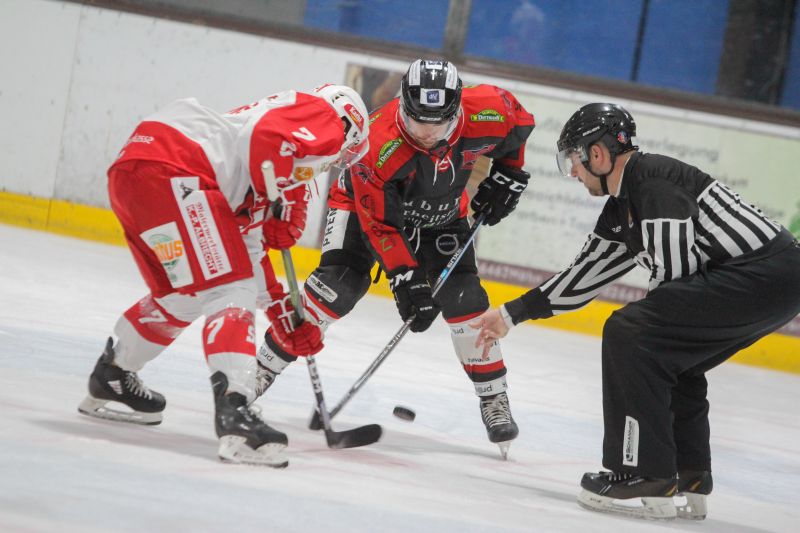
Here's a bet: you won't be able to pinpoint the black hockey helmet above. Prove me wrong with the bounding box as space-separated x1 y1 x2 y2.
556 103 637 177
400 59 462 124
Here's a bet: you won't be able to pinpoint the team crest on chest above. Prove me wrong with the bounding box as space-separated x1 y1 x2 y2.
460 144 496 170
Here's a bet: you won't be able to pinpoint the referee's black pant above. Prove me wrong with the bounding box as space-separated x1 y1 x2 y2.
601 231 800 478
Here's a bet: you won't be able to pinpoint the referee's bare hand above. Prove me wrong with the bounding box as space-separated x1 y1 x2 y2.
469 308 510 358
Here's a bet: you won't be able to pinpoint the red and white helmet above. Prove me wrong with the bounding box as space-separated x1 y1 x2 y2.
313 84 370 168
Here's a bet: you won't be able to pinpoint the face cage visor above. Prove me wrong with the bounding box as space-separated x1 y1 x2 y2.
556 145 589 177
399 106 459 147
335 137 369 169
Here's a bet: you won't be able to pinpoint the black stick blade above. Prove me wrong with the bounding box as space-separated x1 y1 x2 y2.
308 410 323 431
325 424 382 449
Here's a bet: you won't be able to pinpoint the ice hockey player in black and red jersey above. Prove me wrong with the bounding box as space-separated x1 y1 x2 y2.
471 103 800 519
254 59 535 457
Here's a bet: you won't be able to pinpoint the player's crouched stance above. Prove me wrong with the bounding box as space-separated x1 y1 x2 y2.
78 84 370 468
472 103 799 519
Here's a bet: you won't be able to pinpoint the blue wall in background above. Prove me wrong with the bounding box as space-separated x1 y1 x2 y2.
636 0 728 94
303 0 449 50
303 0 798 111
464 0 643 81
782 5 800 108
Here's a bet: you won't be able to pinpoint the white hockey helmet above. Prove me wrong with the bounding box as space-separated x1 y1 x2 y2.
313 84 370 168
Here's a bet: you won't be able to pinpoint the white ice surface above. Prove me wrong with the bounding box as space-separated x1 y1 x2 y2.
0 223 798 533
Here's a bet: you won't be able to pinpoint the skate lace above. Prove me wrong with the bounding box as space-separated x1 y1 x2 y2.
606 471 635 482
124 372 153 399
480 394 512 427
244 403 270 425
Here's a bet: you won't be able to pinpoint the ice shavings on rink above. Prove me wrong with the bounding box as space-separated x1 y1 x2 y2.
0 223 798 532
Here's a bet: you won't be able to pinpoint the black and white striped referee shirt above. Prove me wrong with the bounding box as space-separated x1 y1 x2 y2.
505 151 784 322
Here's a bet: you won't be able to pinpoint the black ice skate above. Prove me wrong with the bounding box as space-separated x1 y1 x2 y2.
479 392 518 460
676 470 712 520
212 371 289 468
78 337 166 425
577 471 678 520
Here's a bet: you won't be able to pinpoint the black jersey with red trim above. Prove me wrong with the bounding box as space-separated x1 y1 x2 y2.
328 84 535 276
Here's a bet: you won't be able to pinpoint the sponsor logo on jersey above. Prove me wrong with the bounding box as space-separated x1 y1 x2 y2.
226 101 259 115
293 166 315 181
179 182 194 200
376 138 403 169
186 203 225 276
149 234 184 268
124 134 154 147
170 177 232 281
469 109 505 122
369 113 382 125
141 221 194 288
402 197 460 228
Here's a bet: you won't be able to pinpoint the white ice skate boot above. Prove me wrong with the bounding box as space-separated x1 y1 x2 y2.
78 337 166 425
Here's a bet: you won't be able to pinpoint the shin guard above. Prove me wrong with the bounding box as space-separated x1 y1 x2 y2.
448 314 508 397
113 295 191 371
203 307 257 401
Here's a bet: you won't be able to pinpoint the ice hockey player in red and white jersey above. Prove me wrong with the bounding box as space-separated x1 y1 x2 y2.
253 59 535 459
77 85 369 467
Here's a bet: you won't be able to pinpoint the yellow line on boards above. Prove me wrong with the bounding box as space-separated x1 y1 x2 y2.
2 190 798 375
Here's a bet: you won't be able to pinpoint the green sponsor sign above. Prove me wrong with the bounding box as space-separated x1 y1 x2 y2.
470 109 505 122
377 138 403 169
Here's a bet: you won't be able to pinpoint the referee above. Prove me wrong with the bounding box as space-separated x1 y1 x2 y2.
471 103 800 520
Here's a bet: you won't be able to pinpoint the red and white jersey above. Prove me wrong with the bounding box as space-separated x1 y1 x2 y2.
111 91 346 214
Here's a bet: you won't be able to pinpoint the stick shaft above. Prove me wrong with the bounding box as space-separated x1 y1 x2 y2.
326 213 486 420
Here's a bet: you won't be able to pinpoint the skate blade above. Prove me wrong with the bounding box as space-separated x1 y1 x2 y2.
218 435 289 468
676 493 707 520
577 490 677 520
497 441 511 460
77 396 162 425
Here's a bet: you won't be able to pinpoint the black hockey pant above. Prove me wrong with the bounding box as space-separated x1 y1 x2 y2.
601 232 800 478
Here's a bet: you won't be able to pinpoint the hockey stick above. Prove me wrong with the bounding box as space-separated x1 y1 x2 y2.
262 162 382 449
309 212 487 430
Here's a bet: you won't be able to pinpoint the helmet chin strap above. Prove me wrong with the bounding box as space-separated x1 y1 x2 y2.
587 152 618 195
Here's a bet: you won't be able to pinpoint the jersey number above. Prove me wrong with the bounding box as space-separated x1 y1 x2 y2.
279 127 317 156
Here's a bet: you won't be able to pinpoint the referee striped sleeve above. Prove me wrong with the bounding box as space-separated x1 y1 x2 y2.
540 233 635 314
696 182 779 260
641 216 700 285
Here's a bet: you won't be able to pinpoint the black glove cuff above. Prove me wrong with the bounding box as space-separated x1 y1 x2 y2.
389 267 422 291
490 163 530 185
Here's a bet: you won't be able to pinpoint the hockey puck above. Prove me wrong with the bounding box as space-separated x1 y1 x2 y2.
392 406 416 421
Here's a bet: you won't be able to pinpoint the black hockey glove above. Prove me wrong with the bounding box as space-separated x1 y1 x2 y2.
389 268 441 333
470 164 530 226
